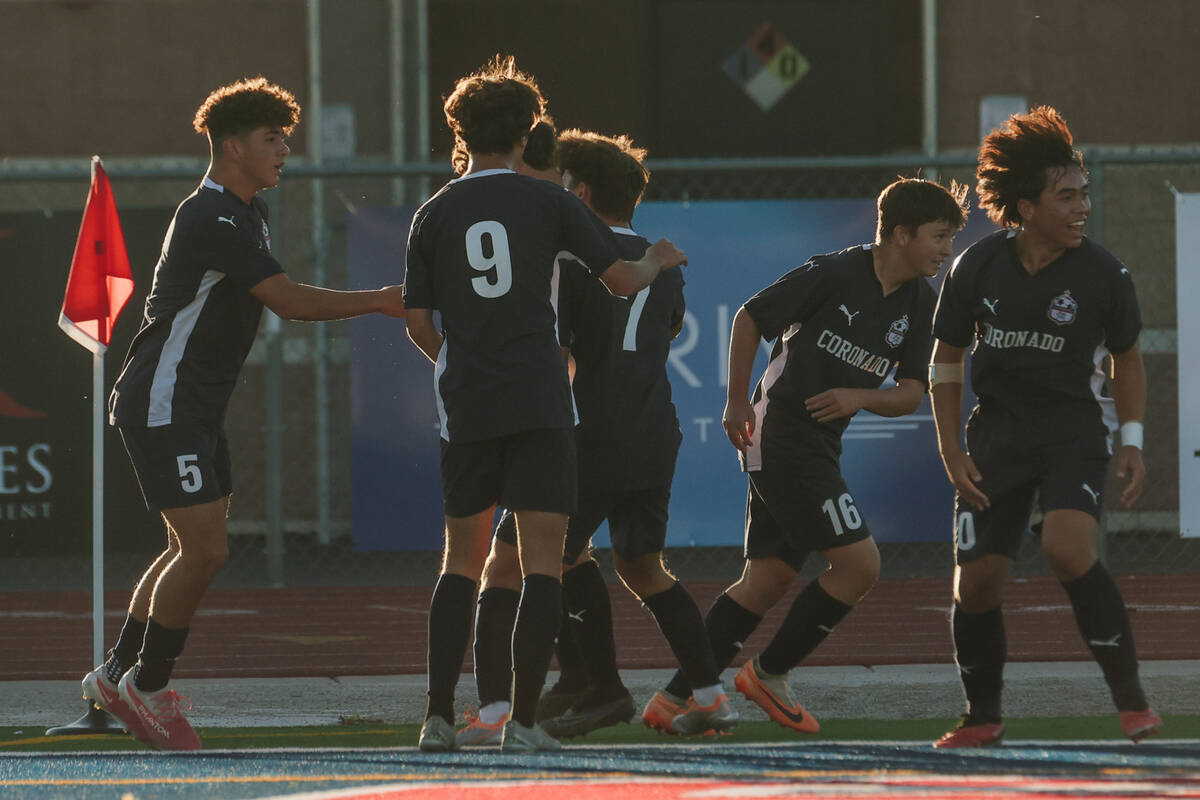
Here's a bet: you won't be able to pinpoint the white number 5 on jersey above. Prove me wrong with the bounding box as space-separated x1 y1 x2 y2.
465 220 512 298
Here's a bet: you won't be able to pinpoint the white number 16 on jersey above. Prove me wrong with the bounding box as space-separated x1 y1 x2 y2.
465 220 513 298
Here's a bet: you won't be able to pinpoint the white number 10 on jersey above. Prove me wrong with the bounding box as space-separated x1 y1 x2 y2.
465 220 513 298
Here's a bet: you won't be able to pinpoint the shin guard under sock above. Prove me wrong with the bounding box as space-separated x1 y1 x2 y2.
562 560 622 692
511 574 562 727
473 586 519 707
664 592 761 698
952 603 1006 723
1062 561 1148 711
758 579 852 675
425 573 476 722
644 581 720 690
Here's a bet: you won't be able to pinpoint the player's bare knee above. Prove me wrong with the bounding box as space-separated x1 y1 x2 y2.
481 543 522 590
954 579 1002 613
730 566 791 612
1041 543 1095 582
182 540 228 577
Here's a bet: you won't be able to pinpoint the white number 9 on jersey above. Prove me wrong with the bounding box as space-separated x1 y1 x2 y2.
465 220 513 298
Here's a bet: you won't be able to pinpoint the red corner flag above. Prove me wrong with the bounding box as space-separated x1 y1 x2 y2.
58 156 135 353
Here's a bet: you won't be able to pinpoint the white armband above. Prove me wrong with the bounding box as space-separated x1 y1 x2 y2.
928 362 964 387
1119 421 1144 450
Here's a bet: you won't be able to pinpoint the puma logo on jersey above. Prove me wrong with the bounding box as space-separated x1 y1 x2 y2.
732 640 744 651
983 298 999 315
817 624 835 634
958 663 974 676
838 304 860 325
217 215 237 228
1088 634 1121 648
1082 483 1100 504
567 609 587 623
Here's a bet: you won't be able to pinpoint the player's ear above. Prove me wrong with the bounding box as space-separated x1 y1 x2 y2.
221 134 243 162
1017 197 1036 225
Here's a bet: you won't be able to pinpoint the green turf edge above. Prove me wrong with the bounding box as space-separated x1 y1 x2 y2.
2 715 1196 752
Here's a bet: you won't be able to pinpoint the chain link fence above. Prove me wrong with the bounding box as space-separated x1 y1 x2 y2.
2 149 1197 592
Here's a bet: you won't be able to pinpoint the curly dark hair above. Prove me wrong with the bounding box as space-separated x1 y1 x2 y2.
521 119 558 172
193 76 300 141
876 177 970 241
976 106 1084 227
444 55 546 175
557 129 649 223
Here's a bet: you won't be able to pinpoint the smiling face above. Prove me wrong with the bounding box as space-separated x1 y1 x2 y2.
896 219 958 279
1020 164 1090 249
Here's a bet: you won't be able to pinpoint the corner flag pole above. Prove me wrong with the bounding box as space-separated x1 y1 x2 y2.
91 346 104 671
48 156 135 735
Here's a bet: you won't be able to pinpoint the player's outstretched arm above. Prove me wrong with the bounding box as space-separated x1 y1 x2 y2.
722 306 760 451
405 308 443 365
251 274 407 321
598 238 687 297
930 340 989 510
1110 342 1147 508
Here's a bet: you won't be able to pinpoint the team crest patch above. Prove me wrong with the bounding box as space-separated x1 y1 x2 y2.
885 314 909 348
1047 290 1077 325
262 220 272 251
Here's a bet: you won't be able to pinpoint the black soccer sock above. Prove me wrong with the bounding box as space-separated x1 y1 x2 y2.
562 560 624 696
424 572 476 723
132 617 189 692
1061 560 1148 712
664 592 762 698
473 587 519 707
550 603 589 693
643 581 720 690
758 579 853 675
952 603 1006 723
511 573 562 727
104 614 147 685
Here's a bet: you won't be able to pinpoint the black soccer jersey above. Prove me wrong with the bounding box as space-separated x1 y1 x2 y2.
403 169 622 443
558 228 685 490
109 177 283 428
742 245 935 469
933 230 1141 435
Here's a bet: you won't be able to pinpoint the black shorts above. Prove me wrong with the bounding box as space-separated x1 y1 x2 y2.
495 483 672 564
744 436 871 572
440 427 577 518
953 412 1110 564
119 422 232 512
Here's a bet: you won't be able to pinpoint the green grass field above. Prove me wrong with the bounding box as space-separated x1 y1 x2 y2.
3 715 1196 753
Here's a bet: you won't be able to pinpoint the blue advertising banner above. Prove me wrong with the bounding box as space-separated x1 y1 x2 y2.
348 200 993 552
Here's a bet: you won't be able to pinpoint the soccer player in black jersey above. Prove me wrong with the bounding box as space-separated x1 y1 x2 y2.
81 77 406 750
929 106 1160 748
451 117 570 748
645 178 969 735
467 130 735 742
402 57 686 752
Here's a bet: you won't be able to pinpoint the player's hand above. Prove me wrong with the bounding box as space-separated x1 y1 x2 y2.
1116 445 1145 508
646 238 688 270
722 397 756 451
377 285 407 318
941 447 989 510
804 388 863 422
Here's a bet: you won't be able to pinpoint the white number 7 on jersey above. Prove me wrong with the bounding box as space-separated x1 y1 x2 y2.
465 220 513 298
622 287 650 351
